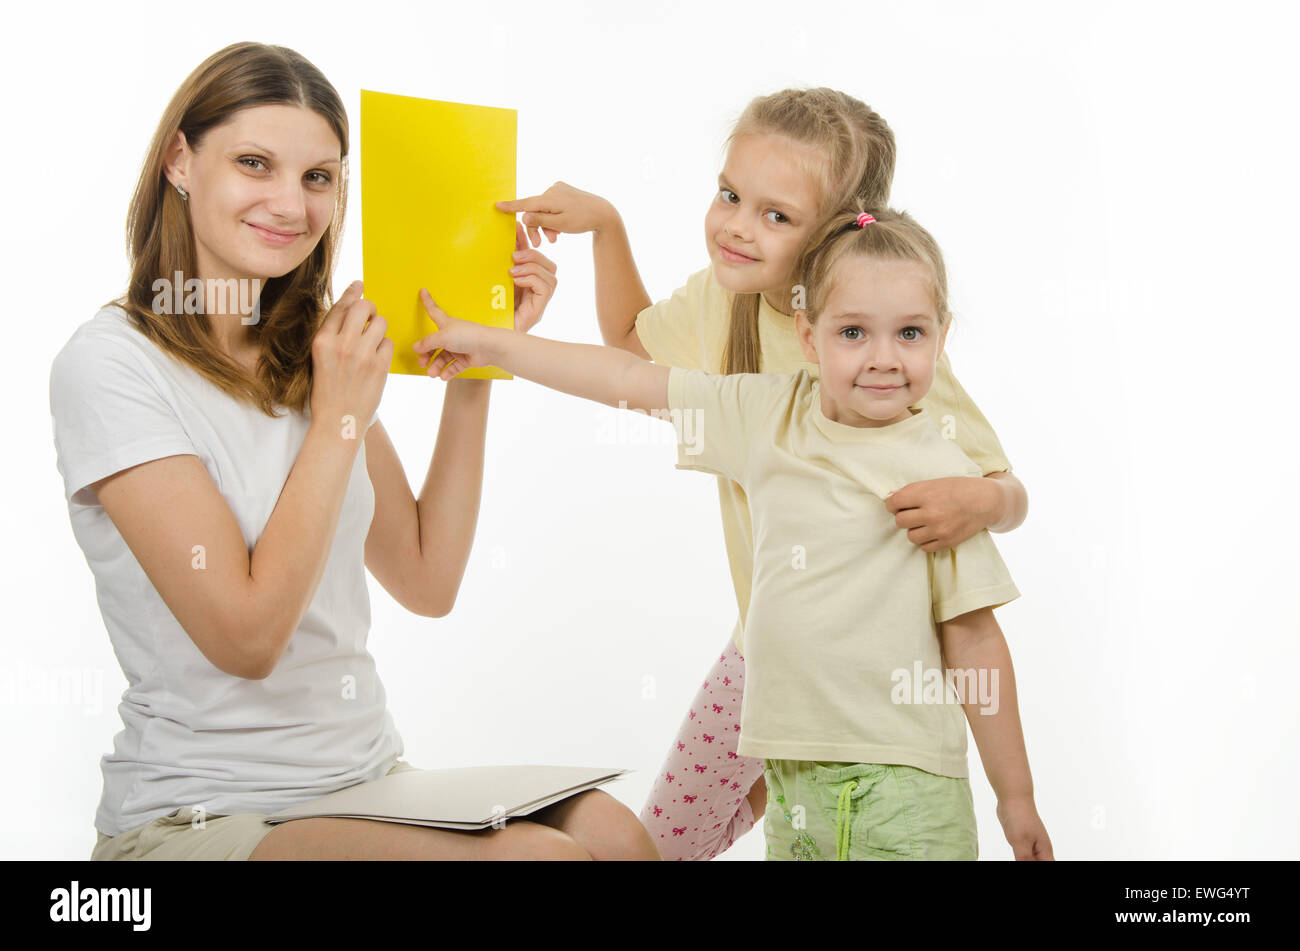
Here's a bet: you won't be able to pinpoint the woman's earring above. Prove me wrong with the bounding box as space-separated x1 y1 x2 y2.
176 184 189 201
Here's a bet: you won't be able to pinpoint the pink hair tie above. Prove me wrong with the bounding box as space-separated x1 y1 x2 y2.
856 212 876 228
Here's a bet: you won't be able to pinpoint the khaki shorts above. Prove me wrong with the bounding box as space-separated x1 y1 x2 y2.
91 758 420 861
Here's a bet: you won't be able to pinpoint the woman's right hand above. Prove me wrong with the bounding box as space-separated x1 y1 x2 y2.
309 280 393 434
496 182 617 246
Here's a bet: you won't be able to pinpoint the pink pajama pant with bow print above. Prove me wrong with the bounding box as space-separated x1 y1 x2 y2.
638 636 766 860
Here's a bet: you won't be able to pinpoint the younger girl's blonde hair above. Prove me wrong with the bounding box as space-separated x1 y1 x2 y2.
796 207 951 331
720 87 896 374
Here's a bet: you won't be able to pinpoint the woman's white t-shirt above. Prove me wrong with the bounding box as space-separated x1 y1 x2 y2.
49 304 403 837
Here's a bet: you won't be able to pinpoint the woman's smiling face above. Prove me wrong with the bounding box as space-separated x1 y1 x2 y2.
165 103 342 283
704 131 826 299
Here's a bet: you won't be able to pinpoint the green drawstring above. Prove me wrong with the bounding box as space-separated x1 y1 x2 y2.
834 779 860 860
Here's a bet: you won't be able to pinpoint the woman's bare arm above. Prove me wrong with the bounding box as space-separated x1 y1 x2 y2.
362 380 492 619
94 420 362 680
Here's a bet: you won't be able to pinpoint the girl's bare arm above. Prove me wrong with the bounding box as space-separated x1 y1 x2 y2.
986 470 1027 533
415 295 670 416
939 606 1053 859
498 184 653 356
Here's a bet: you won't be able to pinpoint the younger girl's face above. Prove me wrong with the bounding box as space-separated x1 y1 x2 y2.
795 253 948 428
164 104 342 284
705 132 825 301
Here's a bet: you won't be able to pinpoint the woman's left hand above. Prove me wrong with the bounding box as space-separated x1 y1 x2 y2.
884 476 1003 552
509 219 558 334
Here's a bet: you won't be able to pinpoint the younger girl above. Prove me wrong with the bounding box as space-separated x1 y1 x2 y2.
412 206 1052 860
499 88 1028 858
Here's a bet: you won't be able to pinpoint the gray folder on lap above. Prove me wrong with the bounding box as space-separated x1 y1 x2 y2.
264 765 629 830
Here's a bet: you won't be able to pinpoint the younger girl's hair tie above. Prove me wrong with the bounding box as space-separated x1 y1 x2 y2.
856 212 876 228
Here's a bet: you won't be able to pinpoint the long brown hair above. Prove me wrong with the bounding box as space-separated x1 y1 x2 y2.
109 41 348 417
720 88 896 375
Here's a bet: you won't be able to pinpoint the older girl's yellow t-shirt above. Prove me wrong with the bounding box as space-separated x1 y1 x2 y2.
635 265 1014 654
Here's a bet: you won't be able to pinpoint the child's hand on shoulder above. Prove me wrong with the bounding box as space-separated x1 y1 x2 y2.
497 182 617 246
996 795 1054 860
413 289 500 381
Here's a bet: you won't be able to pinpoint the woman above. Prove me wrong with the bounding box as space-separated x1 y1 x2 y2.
49 41 658 860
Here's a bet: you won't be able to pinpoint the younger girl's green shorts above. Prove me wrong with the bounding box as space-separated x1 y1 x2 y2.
762 759 978 861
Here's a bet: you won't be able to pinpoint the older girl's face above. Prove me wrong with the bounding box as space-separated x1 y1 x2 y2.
164 104 341 283
704 132 825 300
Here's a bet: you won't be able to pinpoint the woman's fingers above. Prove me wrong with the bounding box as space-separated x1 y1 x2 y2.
361 312 390 360
511 239 559 333
513 261 557 295
320 280 364 335
513 277 556 315
510 261 558 291
513 277 555 334
516 273 555 296
511 249 558 311
511 246 558 274
340 296 378 345
515 274 556 302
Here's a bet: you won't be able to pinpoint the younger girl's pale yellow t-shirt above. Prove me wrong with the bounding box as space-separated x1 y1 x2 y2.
636 265 1014 653
666 367 1020 775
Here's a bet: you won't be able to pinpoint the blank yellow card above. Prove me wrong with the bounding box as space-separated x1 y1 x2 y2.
361 89 517 378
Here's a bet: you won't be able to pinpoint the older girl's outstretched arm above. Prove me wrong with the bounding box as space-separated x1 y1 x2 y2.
412 289 669 414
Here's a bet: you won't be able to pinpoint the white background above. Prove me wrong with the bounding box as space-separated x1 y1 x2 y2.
4 0 1298 860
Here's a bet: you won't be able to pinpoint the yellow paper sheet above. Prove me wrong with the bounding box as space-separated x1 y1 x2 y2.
360 89 516 378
